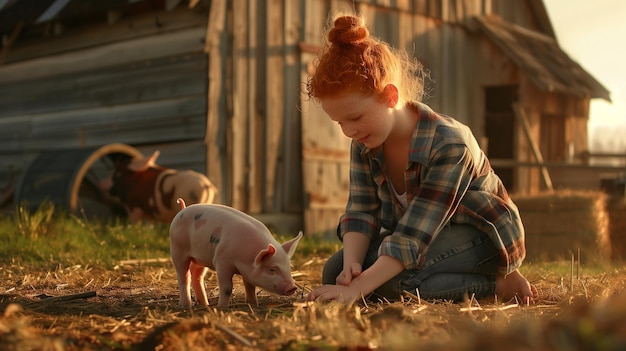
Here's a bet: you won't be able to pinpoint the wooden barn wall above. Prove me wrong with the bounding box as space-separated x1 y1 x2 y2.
292 0 545 236
0 8 208 206
204 0 305 235
349 0 542 136
513 81 594 194
207 0 576 235
0 0 582 235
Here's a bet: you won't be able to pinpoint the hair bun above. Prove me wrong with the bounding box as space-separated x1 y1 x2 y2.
328 16 369 45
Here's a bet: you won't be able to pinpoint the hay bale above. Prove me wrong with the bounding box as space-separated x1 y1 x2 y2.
606 197 626 260
513 190 610 263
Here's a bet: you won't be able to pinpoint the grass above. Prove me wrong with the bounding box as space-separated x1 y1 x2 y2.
1 201 171 267
1 202 339 268
0 204 625 350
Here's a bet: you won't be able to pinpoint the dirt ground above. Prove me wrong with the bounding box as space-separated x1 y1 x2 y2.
1 257 625 350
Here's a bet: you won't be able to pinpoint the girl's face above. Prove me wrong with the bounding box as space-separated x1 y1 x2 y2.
320 90 395 149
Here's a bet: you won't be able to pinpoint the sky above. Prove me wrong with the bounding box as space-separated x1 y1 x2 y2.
543 0 626 152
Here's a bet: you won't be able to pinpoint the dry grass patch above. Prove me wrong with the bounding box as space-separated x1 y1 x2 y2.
1 257 625 350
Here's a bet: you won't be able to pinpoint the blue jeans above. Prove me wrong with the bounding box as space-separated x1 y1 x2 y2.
321 224 499 301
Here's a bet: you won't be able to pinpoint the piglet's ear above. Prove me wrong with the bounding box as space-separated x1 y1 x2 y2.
128 150 160 172
254 244 276 266
282 231 303 259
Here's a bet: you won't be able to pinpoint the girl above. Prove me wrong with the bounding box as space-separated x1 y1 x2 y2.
306 14 537 305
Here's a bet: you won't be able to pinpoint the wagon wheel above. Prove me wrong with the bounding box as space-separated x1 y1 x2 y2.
69 143 143 221
15 143 143 221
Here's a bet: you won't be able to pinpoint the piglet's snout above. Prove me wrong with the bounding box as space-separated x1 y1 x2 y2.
278 280 298 296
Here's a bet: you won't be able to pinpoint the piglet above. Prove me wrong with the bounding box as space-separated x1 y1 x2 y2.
169 198 303 307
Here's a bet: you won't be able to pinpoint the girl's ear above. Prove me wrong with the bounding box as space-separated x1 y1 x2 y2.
383 84 399 107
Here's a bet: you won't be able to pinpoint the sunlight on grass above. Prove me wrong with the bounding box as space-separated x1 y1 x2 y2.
14 200 55 239
0 203 621 278
0 204 170 267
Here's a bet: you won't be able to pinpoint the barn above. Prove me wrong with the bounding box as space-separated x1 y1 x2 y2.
0 0 610 236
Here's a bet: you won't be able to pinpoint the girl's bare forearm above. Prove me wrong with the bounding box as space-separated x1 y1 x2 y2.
349 254 404 295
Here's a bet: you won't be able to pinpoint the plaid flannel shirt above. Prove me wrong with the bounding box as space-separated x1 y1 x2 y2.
338 102 526 275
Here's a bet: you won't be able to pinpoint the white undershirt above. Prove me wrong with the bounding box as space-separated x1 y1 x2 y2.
390 181 408 209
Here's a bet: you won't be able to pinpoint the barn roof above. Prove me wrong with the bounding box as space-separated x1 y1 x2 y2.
474 15 611 102
1 0 610 104
0 0 131 33
0 0 187 35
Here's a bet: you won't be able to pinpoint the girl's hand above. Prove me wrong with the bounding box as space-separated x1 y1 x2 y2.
495 269 538 304
336 262 362 285
307 284 362 305
309 255 404 306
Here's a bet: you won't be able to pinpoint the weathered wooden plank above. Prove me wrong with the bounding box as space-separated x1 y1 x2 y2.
282 0 304 215
135 140 208 174
278 1 306 214
450 25 471 124
246 0 262 214
303 0 328 44
0 53 207 118
513 103 554 191
0 26 207 83
3 6 207 65
229 0 249 211
204 0 226 205
3 97 205 151
264 0 285 212
300 38 351 236
331 0 357 15
303 159 350 209
0 153 35 198
304 208 343 239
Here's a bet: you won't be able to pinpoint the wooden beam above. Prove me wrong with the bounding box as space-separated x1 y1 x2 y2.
513 103 553 191
0 20 23 65
204 0 226 204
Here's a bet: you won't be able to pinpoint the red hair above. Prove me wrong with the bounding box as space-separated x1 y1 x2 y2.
307 15 425 102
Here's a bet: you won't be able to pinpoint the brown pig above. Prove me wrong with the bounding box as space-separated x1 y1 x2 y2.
100 151 217 223
169 198 303 307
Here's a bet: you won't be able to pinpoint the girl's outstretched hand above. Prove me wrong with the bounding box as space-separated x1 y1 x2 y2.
309 255 404 305
307 284 362 305
496 269 538 304
335 262 362 285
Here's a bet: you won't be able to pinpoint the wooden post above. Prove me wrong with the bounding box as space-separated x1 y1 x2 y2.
513 103 554 191
204 0 226 204
0 20 23 65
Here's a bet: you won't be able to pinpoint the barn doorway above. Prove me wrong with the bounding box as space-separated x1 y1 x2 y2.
484 85 519 191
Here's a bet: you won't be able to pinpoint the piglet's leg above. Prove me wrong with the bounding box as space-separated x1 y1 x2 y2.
215 266 236 308
171 257 193 307
189 261 209 306
243 280 258 306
